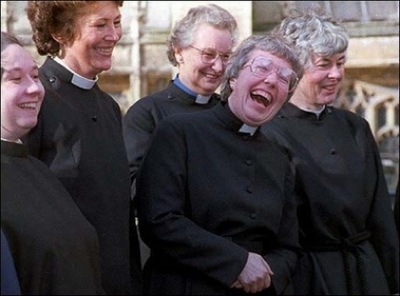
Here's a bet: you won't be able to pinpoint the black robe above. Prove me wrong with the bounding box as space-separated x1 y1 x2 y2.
23 57 142 295
1 141 104 295
261 102 399 295
136 102 300 295
122 80 220 195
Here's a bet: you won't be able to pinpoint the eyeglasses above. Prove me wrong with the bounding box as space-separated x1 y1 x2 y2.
245 56 299 92
189 45 231 65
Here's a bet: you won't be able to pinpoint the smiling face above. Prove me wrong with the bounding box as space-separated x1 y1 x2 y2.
176 23 233 96
1 44 44 141
228 50 294 126
291 52 346 110
60 1 122 79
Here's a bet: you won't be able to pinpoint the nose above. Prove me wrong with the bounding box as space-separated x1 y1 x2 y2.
262 71 279 87
105 25 121 42
211 56 225 72
328 65 344 80
26 78 43 96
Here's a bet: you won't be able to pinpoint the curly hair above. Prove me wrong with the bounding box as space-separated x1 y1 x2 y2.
272 7 349 69
26 1 123 56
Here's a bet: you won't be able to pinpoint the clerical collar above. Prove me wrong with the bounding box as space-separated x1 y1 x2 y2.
173 76 211 104
1 137 22 144
53 57 98 90
299 105 326 119
238 124 258 136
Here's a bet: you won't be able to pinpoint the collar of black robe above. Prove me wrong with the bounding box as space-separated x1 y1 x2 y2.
1 140 28 158
239 124 258 136
1 138 22 144
281 102 332 120
173 75 211 104
53 57 98 90
218 101 260 136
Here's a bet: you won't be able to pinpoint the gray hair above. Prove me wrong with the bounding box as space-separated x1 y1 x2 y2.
273 8 349 68
220 34 304 101
167 4 238 66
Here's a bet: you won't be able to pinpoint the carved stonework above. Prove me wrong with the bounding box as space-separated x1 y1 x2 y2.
336 80 399 191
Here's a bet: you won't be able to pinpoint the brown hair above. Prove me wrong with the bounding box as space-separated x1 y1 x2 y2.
1 31 24 78
26 1 124 56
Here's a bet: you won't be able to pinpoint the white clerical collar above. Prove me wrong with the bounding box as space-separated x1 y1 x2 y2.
195 94 212 104
173 77 212 104
299 105 326 118
54 57 98 90
239 124 258 136
1 137 22 144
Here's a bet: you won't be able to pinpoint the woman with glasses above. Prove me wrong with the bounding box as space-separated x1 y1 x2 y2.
122 4 238 200
261 8 399 295
135 34 303 295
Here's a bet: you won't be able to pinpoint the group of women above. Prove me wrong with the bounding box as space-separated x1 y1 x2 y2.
1 2 398 295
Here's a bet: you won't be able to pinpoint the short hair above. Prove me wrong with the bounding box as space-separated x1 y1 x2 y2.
167 4 238 66
273 7 349 68
1 31 24 78
1 31 22 53
26 1 124 56
220 34 304 101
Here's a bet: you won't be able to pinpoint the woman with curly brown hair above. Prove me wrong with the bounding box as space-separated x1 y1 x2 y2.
24 2 142 294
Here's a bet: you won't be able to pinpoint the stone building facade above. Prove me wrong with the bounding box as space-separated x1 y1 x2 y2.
1 1 399 193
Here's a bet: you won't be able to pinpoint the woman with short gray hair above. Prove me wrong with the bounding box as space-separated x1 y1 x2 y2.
261 7 399 295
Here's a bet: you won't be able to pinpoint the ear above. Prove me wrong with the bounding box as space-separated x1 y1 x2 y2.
229 78 236 89
174 47 185 64
51 33 65 45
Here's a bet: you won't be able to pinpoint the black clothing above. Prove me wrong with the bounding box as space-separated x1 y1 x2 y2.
1 141 104 295
122 80 220 195
395 182 399 234
23 57 142 295
1 228 21 295
136 102 300 295
261 102 399 295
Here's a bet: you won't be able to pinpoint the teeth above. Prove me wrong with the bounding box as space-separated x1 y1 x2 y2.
98 48 113 54
252 91 271 102
19 102 37 109
205 74 219 79
324 85 336 91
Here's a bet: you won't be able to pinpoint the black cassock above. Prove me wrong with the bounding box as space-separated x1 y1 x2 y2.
23 57 142 295
1 141 104 295
122 80 221 195
136 102 300 295
261 102 399 295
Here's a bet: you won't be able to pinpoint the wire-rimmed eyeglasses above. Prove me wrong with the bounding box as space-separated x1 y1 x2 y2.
189 45 231 65
245 56 299 92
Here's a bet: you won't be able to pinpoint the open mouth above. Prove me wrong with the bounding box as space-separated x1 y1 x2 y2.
250 90 271 107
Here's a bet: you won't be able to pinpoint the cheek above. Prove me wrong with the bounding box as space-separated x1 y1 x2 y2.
38 84 45 100
116 28 123 41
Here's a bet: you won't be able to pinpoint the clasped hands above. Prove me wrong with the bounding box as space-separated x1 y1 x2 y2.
231 252 274 293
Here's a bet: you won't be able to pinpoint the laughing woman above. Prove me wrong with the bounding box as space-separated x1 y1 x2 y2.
1 31 104 295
